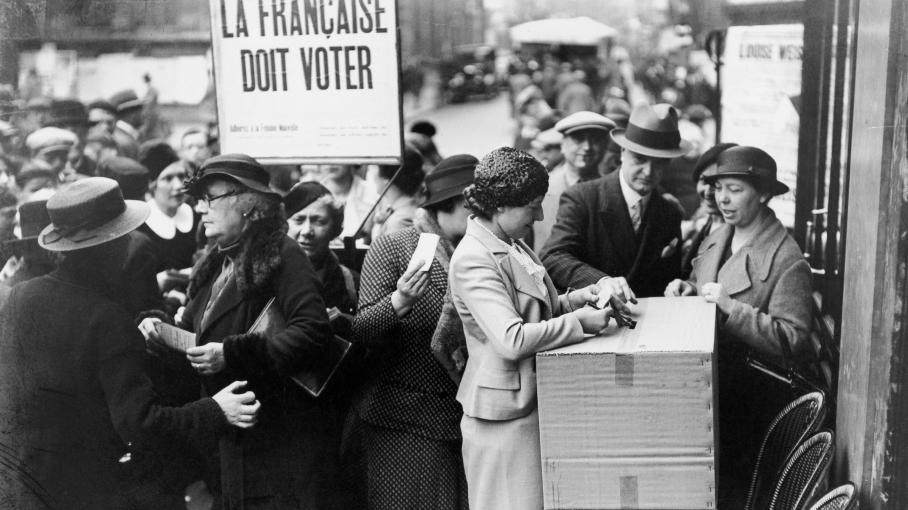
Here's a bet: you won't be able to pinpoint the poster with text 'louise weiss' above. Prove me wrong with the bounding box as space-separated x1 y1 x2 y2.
209 0 403 164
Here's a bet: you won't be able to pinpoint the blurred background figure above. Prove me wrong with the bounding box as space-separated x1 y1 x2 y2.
371 146 425 241
110 89 145 158
24 127 75 184
529 128 564 172
87 99 118 136
179 127 212 171
408 120 443 167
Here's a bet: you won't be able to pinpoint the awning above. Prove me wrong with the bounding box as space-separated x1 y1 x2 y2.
509 17 618 47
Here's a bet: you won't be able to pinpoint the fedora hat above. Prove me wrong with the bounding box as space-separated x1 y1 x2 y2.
423 154 478 208
706 146 789 196
610 103 693 158
189 153 281 198
39 177 149 252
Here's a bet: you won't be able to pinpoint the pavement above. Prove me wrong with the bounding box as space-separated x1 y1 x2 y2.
408 92 515 159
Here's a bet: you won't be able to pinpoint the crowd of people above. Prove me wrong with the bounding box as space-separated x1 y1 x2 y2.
0 78 812 510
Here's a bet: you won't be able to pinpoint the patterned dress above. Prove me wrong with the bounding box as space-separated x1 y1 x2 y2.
351 224 467 510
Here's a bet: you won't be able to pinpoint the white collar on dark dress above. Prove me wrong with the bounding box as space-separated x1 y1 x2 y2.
145 200 194 240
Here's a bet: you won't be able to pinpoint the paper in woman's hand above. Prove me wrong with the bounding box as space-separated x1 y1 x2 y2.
410 233 440 272
156 323 197 353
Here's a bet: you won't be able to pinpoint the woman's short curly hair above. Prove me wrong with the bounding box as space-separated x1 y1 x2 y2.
463 147 548 218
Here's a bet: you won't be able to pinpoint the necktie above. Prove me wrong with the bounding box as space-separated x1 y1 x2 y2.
630 200 642 233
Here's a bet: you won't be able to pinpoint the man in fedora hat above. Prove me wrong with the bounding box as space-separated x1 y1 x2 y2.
0 177 259 509
532 110 616 252
0 199 54 308
541 103 692 299
110 89 145 158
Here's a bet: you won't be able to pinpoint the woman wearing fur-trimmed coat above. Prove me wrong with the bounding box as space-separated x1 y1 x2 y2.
141 154 340 509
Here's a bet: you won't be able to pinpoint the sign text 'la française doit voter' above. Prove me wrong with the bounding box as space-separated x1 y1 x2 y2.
209 0 403 165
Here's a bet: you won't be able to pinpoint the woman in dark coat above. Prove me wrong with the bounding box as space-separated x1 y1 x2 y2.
141 154 339 509
665 146 812 507
350 155 479 510
0 177 257 510
283 181 359 320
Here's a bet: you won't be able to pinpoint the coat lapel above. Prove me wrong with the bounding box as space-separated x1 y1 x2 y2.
718 209 788 295
599 173 637 268
198 275 244 338
693 224 732 284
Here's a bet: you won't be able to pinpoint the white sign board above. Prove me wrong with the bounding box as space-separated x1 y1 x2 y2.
721 24 803 228
208 0 403 165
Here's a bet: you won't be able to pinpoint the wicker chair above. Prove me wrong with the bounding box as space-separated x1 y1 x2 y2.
807 483 856 510
745 392 826 510
768 430 835 510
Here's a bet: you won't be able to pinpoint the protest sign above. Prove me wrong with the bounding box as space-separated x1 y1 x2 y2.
722 24 803 228
208 0 403 164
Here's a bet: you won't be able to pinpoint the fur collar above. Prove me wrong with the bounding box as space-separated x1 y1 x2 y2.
188 216 285 299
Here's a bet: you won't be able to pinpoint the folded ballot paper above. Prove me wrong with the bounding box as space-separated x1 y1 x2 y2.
409 233 440 272
156 298 350 397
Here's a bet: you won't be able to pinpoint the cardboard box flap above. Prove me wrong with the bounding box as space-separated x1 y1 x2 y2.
541 297 716 355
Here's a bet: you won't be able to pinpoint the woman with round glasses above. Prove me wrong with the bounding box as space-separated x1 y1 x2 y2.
140 154 342 509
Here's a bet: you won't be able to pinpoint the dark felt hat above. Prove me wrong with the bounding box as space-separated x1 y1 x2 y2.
109 89 145 113
47 99 88 128
138 139 179 181
610 103 693 158
410 120 437 138
692 143 738 182
96 157 150 201
423 154 478 208
283 181 332 216
87 99 117 115
705 145 789 196
190 153 281 198
38 177 149 251
17 200 52 241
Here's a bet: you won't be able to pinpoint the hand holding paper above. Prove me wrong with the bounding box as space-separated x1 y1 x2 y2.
410 233 439 272
392 257 431 317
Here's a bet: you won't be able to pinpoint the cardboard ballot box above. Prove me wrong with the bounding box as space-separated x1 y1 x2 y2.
537 297 717 510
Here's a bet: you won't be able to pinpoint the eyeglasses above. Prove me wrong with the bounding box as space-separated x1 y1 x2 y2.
199 189 240 206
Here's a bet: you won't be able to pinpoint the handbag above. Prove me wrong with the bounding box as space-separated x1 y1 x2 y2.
248 297 352 397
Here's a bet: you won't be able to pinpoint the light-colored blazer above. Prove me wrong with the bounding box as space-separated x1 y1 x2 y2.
450 219 584 421
688 208 812 358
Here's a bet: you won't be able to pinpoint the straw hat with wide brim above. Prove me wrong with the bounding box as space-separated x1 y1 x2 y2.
610 103 693 158
38 177 149 252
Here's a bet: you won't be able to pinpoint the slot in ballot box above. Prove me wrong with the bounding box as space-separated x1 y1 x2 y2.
536 297 717 510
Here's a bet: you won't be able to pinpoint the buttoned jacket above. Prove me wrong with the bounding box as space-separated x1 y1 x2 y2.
450 220 584 421
540 170 682 296
688 209 812 357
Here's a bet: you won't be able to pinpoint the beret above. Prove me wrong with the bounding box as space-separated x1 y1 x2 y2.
283 181 332 216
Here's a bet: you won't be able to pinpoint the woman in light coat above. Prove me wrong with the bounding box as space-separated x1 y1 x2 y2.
449 147 612 510
665 146 813 507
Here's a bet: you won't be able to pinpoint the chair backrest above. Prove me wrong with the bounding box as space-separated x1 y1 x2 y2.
745 392 827 510
768 430 835 510
807 483 856 510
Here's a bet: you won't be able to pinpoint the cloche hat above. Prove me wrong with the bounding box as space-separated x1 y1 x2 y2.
188 153 281 198
38 177 149 251
423 154 478 208
706 146 789 196
610 103 693 158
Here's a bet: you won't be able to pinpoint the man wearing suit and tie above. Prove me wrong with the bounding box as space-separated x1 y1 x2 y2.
540 103 692 301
